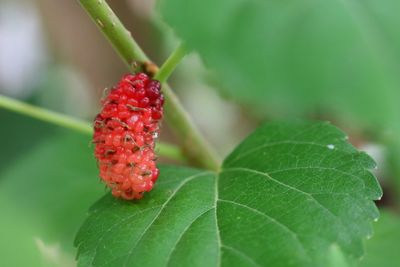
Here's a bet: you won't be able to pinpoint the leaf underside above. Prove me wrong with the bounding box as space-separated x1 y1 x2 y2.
159 0 400 130
75 121 382 267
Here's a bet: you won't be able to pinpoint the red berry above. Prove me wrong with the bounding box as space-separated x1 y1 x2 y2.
93 73 164 200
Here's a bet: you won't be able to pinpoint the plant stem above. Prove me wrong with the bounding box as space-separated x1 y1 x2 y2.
154 43 187 83
0 94 92 134
79 0 147 69
0 94 185 162
79 0 221 171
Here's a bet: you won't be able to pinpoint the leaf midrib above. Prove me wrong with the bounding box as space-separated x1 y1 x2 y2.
91 154 368 266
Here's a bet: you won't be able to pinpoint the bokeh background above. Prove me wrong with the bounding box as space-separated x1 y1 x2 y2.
0 0 399 266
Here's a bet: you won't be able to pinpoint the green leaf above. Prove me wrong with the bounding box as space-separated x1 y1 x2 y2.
75 121 381 266
75 167 217 267
327 244 352 267
360 211 400 267
159 0 400 130
0 116 104 266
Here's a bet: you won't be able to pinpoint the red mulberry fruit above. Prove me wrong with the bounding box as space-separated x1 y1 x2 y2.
93 73 164 200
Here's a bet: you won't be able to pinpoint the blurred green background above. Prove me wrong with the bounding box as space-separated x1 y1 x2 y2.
0 0 399 266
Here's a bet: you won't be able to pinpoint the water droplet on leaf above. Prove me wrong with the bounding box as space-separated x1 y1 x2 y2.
327 144 335 150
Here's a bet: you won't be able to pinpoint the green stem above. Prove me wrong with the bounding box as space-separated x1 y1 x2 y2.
154 43 187 83
0 94 185 162
79 0 221 171
0 94 92 134
79 0 147 69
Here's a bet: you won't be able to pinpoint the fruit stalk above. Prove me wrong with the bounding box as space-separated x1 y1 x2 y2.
154 43 187 83
79 0 221 170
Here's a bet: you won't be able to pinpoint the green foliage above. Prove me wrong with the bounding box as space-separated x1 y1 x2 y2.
75 121 381 266
0 110 55 167
360 211 400 267
327 245 352 267
1 1 394 266
0 115 104 266
159 0 400 130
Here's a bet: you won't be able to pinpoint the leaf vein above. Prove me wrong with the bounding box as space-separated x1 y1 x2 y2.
90 206 162 267
221 245 263 267
228 140 343 164
223 167 343 226
165 207 215 267
121 171 212 267
218 199 308 259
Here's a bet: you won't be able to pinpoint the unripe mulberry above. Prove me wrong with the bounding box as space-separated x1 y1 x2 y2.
93 73 164 200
